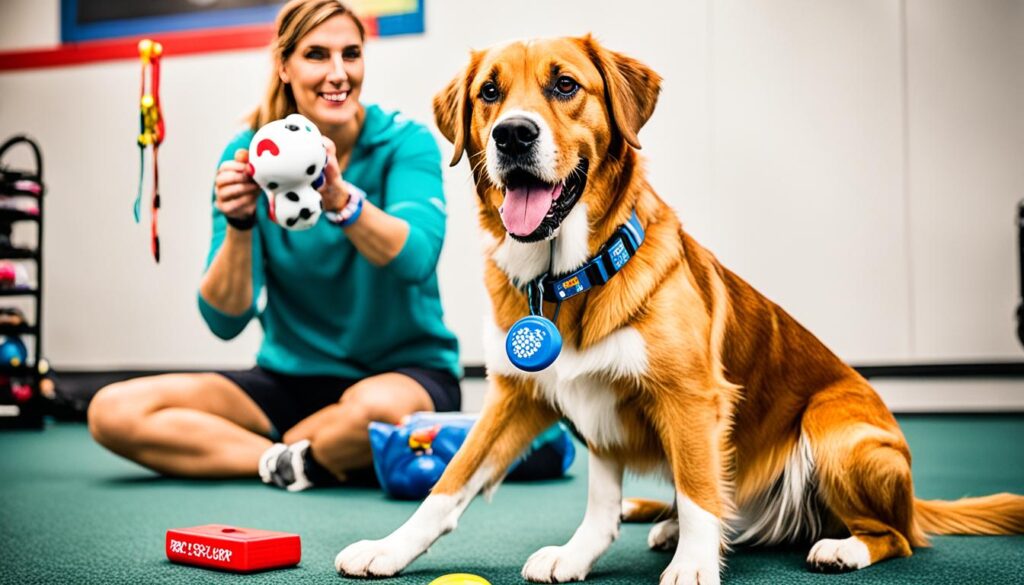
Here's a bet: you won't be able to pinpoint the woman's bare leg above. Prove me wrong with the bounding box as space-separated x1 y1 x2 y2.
88 373 273 477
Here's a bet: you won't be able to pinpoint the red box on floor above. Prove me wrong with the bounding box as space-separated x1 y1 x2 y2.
166 524 301 572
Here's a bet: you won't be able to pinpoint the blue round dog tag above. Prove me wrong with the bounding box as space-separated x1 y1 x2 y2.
505 315 562 372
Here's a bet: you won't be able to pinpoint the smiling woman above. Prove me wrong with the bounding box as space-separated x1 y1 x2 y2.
87 0 463 496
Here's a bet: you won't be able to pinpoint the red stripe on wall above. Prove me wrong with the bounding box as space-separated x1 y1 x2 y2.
362 16 379 38
0 24 276 72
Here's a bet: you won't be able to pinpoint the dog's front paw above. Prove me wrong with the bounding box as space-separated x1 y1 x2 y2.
647 518 679 551
660 558 721 585
334 537 418 577
521 545 594 583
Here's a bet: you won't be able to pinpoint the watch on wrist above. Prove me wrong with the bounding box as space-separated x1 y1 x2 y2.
324 182 366 228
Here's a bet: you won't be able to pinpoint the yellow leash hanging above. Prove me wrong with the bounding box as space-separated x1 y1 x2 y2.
135 39 164 263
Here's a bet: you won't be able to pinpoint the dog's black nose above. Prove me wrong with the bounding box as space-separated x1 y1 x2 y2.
492 117 539 156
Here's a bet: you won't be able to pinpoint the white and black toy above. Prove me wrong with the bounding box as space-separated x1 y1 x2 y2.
248 113 328 230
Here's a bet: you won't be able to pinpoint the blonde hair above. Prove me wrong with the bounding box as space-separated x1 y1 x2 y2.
247 0 366 129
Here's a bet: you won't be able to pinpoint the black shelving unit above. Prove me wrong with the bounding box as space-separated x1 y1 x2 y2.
0 135 45 430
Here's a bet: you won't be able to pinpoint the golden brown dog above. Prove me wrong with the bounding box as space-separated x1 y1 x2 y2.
335 36 1024 584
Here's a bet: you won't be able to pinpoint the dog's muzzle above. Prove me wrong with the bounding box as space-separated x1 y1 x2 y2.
499 158 589 243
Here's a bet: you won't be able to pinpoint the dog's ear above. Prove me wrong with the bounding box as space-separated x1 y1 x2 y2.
582 35 662 150
433 51 482 166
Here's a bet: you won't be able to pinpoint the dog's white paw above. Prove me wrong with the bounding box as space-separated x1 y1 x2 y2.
806 537 871 573
659 558 721 585
521 545 594 583
334 537 418 577
648 518 679 551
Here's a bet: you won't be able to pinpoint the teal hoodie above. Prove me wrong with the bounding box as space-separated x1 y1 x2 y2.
198 104 461 380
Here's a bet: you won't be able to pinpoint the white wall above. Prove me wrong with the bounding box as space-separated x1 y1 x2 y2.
710 0 910 362
905 0 1024 361
0 0 1021 370
0 0 59 50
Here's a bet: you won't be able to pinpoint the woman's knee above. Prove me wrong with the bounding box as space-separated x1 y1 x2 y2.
87 379 157 450
338 388 381 426
339 378 427 426
87 383 126 447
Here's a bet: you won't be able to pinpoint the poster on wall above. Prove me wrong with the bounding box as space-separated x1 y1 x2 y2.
61 0 425 43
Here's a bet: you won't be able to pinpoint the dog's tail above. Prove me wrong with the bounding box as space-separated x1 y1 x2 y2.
914 493 1024 537
621 498 674 523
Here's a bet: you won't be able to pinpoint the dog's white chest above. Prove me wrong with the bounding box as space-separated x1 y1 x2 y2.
485 321 648 448
537 371 623 448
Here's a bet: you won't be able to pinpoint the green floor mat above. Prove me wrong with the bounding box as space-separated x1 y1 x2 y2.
0 415 1021 584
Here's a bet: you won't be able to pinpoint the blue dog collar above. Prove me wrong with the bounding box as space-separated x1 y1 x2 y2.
506 209 645 372
541 209 645 303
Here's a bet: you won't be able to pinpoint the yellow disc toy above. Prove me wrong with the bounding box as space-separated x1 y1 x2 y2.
428 574 491 585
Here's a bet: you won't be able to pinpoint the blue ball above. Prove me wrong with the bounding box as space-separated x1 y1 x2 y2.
0 337 27 367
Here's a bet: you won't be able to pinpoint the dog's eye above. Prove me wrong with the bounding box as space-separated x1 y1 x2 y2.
480 82 500 103
554 76 579 98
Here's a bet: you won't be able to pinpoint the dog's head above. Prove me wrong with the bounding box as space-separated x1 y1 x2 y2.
434 36 661 242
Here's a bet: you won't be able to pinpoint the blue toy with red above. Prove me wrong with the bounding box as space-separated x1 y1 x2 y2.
369 412 576 500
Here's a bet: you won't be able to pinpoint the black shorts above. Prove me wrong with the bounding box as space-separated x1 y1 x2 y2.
215 366 461 439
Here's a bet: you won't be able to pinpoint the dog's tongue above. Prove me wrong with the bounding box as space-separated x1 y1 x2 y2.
501 182 563 236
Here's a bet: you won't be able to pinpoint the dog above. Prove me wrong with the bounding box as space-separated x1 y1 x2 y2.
335 36 1024 584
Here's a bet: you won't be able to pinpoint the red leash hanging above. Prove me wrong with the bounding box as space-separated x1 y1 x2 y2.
136 39 164 263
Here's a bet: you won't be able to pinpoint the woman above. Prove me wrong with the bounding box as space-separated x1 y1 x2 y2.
88 0 461 491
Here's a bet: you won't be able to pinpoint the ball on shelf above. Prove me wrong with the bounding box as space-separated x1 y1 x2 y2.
10 381 32 403
0 261 29 289
0 336 28 367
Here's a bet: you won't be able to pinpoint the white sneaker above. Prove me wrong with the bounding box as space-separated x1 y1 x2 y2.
258 443 287 485
258 440 315 492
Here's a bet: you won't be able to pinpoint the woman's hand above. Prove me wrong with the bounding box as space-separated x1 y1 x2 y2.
319 136 351 212
214 148 261 221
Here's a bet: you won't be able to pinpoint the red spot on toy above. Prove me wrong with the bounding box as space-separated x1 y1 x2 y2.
267 195 277 222
256 139 280 157
165 524 300 573
409 424 441 451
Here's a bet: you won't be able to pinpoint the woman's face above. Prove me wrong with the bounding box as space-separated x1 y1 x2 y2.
279 14 364 131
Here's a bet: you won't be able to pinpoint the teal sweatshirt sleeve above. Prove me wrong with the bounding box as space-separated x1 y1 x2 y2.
197 132 264 340
381 127 448 284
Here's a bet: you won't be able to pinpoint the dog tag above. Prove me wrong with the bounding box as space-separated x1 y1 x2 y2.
506 315 562 372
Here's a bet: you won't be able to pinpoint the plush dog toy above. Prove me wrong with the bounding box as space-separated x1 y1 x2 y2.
247 113 327 230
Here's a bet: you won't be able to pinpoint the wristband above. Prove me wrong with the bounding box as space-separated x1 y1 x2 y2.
225 213 256 231
324 182 366 228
